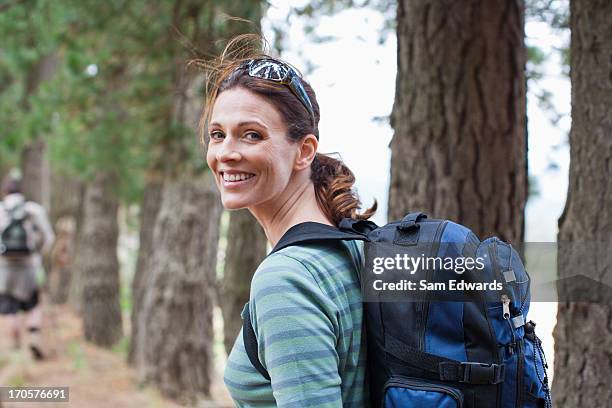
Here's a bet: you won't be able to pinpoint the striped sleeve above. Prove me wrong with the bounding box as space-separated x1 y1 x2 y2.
249 253 343 408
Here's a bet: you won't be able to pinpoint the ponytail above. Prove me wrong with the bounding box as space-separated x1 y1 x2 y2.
310 153 377 226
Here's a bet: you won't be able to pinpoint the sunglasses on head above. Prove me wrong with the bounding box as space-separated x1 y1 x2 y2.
240 58 316 134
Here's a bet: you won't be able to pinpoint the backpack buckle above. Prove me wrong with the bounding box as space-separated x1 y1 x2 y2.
459 362 505 384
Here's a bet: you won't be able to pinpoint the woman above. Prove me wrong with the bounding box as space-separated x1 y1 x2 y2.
202 38 376 407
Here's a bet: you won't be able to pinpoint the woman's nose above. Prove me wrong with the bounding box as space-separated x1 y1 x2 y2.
216 138 242 162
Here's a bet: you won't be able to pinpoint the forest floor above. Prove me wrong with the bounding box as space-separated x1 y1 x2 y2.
0 300 233 408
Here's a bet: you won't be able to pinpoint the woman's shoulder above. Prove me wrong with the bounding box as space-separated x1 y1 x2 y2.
250 247 319 296
262 240 361 273
250 240 363 299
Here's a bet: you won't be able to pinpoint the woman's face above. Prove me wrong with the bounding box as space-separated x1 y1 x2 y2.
206 87 300 210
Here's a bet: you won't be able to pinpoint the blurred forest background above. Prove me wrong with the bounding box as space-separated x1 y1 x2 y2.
0 0 609 407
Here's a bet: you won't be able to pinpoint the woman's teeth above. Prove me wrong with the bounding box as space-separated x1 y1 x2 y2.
222 173 255 182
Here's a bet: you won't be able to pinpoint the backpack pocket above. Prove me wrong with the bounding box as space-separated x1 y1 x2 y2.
383 376 463 408
522 322 552 408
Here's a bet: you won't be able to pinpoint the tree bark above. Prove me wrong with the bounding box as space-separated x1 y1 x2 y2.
221 209 267 354
129 0 265 396
132 18 220 385
139 174 221 402
20 138 50 210
216 0 267 355
67 184 87 312
48 171 84 304
128 175 164 366
19 52 58 210
388 0 527 243
49 170 85 227
552 0 612 406
74 171 123 347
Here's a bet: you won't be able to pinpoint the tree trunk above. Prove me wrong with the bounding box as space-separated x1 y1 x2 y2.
388 0 527 243
49 170 85 227
139 174 221 402
74 171 123 347
67 186 87 312
48 171 84 304
129 0 265 396
127 175 164 366
216 0 267 355
552 0 612 406
20 138 50 210
19 52 58 210
221 209 267 354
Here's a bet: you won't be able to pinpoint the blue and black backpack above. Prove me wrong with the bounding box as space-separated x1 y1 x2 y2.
242 212 552 407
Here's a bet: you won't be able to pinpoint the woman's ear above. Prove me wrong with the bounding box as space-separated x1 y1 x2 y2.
294 134 318 171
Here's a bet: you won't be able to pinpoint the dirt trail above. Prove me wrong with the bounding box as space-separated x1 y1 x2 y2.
0 302 233 408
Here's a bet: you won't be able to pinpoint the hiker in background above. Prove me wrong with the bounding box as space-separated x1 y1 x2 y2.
48 216 75 304
0 173 55 360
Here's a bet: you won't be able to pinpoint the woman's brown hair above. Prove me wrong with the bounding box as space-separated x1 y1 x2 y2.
195 34 376 226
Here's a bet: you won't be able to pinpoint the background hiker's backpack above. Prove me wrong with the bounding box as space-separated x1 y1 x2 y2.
0 202 32 256
242 212 552 408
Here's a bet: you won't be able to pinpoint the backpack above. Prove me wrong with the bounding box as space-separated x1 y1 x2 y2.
242 212 552 408
0 201 32 256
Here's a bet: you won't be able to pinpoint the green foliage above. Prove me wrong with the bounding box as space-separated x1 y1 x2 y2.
111 336 130 356
526 0 569 30
0 0 75 146
67 340 87 369
525 0 570 135
528 174 540 200
268 0 395 56
7 373 26 387
1 0 267 204
527 45 547 81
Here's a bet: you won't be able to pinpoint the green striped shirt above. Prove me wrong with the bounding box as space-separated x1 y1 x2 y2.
224 239 367 407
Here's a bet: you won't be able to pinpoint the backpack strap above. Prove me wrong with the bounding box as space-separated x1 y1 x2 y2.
270 221 368 254
385 332 505 385
241 302 271 381
4 201 26 222
243 221 370 380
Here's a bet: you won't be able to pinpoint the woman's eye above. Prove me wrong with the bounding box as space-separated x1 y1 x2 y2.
245 132 262 141
210 131 224 140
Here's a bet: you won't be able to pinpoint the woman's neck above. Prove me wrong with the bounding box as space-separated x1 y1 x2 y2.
249 176 333 247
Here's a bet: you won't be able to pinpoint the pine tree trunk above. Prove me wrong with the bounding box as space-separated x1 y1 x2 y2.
68 190 87 312
139 174 221 402
129 0 265 396
388 0 527 243
19 52 58 210
75 171 123 347
221 210 267 354
49 170 85 227
48 171 84 304
552 0 612 405
128 175 163 366
20 138 50 210
216 0 267 355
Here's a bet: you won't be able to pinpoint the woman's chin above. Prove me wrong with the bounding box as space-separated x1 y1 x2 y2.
221 196 249 210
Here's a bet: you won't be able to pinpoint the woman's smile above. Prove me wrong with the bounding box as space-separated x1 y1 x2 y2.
219 170 256 188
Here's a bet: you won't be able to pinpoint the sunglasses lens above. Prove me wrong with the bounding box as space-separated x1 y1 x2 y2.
249 60 290 81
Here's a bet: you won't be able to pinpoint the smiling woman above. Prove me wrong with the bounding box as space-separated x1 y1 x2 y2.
197 34 376 407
